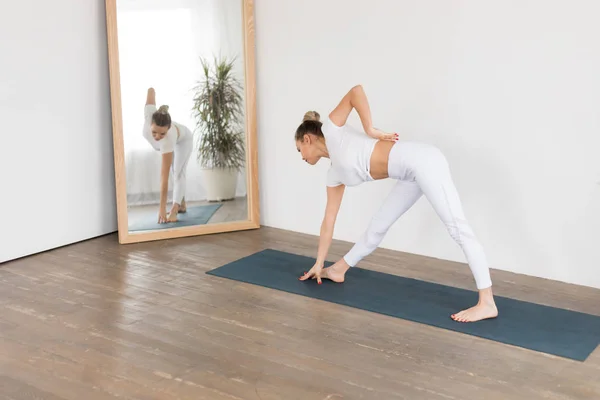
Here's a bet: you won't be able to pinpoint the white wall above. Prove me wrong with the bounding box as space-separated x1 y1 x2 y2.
0 0 116 263
255 0 600 289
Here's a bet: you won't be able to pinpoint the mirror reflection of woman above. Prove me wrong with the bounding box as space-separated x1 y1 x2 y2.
142 87 193 223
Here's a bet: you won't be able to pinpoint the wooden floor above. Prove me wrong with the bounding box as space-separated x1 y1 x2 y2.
1 227 599 400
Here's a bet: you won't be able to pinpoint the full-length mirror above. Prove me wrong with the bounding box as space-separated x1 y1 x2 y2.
106 0 259 244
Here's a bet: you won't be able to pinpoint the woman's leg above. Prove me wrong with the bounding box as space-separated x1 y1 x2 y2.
415 148 497 322
321 180 423 282
345 180 423 266
168 137 193 219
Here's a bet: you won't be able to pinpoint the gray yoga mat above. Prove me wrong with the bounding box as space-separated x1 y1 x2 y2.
128 204 222 231
206 248 600 361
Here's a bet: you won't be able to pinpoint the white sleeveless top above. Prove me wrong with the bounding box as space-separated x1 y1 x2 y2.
321 117 379 187
142 104 191 154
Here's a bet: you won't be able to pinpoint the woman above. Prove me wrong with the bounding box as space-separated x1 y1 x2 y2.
297 85 498 323
142 87 193 223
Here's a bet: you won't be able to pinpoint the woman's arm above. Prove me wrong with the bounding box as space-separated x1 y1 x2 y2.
315 184 346 266
159 152 174 214
300 184 345 283
329 85 396 142
146 87 156 105
329 85 370 130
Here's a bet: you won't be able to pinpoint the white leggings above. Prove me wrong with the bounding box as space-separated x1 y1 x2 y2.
343 142 492 290
171 134 193 205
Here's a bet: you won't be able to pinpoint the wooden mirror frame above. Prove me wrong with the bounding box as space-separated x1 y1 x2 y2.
105 0 259 244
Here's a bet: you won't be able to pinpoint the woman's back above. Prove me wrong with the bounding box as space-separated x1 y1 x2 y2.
322 117 392 186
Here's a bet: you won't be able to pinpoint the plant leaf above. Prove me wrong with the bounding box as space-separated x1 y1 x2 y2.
191 55 246 170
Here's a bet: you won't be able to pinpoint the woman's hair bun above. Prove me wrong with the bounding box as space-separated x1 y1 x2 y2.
302 111 320 122
157 105 170 114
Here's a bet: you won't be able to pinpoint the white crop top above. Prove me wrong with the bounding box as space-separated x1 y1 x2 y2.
142 104 190 154
322 117 379 187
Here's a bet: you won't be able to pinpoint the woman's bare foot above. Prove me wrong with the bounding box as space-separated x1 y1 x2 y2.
321 259 350 283
167 204 180 222
179 198 187 213
451 287 498 323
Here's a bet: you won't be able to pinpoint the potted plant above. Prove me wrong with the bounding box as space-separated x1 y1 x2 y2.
191 55 245 201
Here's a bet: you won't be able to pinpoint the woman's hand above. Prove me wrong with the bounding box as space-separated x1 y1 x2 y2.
146 87 156 106
299 263 324 284
368 127 398 142
158 209 168 223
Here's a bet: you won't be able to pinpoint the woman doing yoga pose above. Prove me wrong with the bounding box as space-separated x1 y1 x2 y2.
142 87 193 223
296 85 498 323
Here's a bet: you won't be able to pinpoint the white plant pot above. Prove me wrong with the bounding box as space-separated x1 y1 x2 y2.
201 167 238 201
